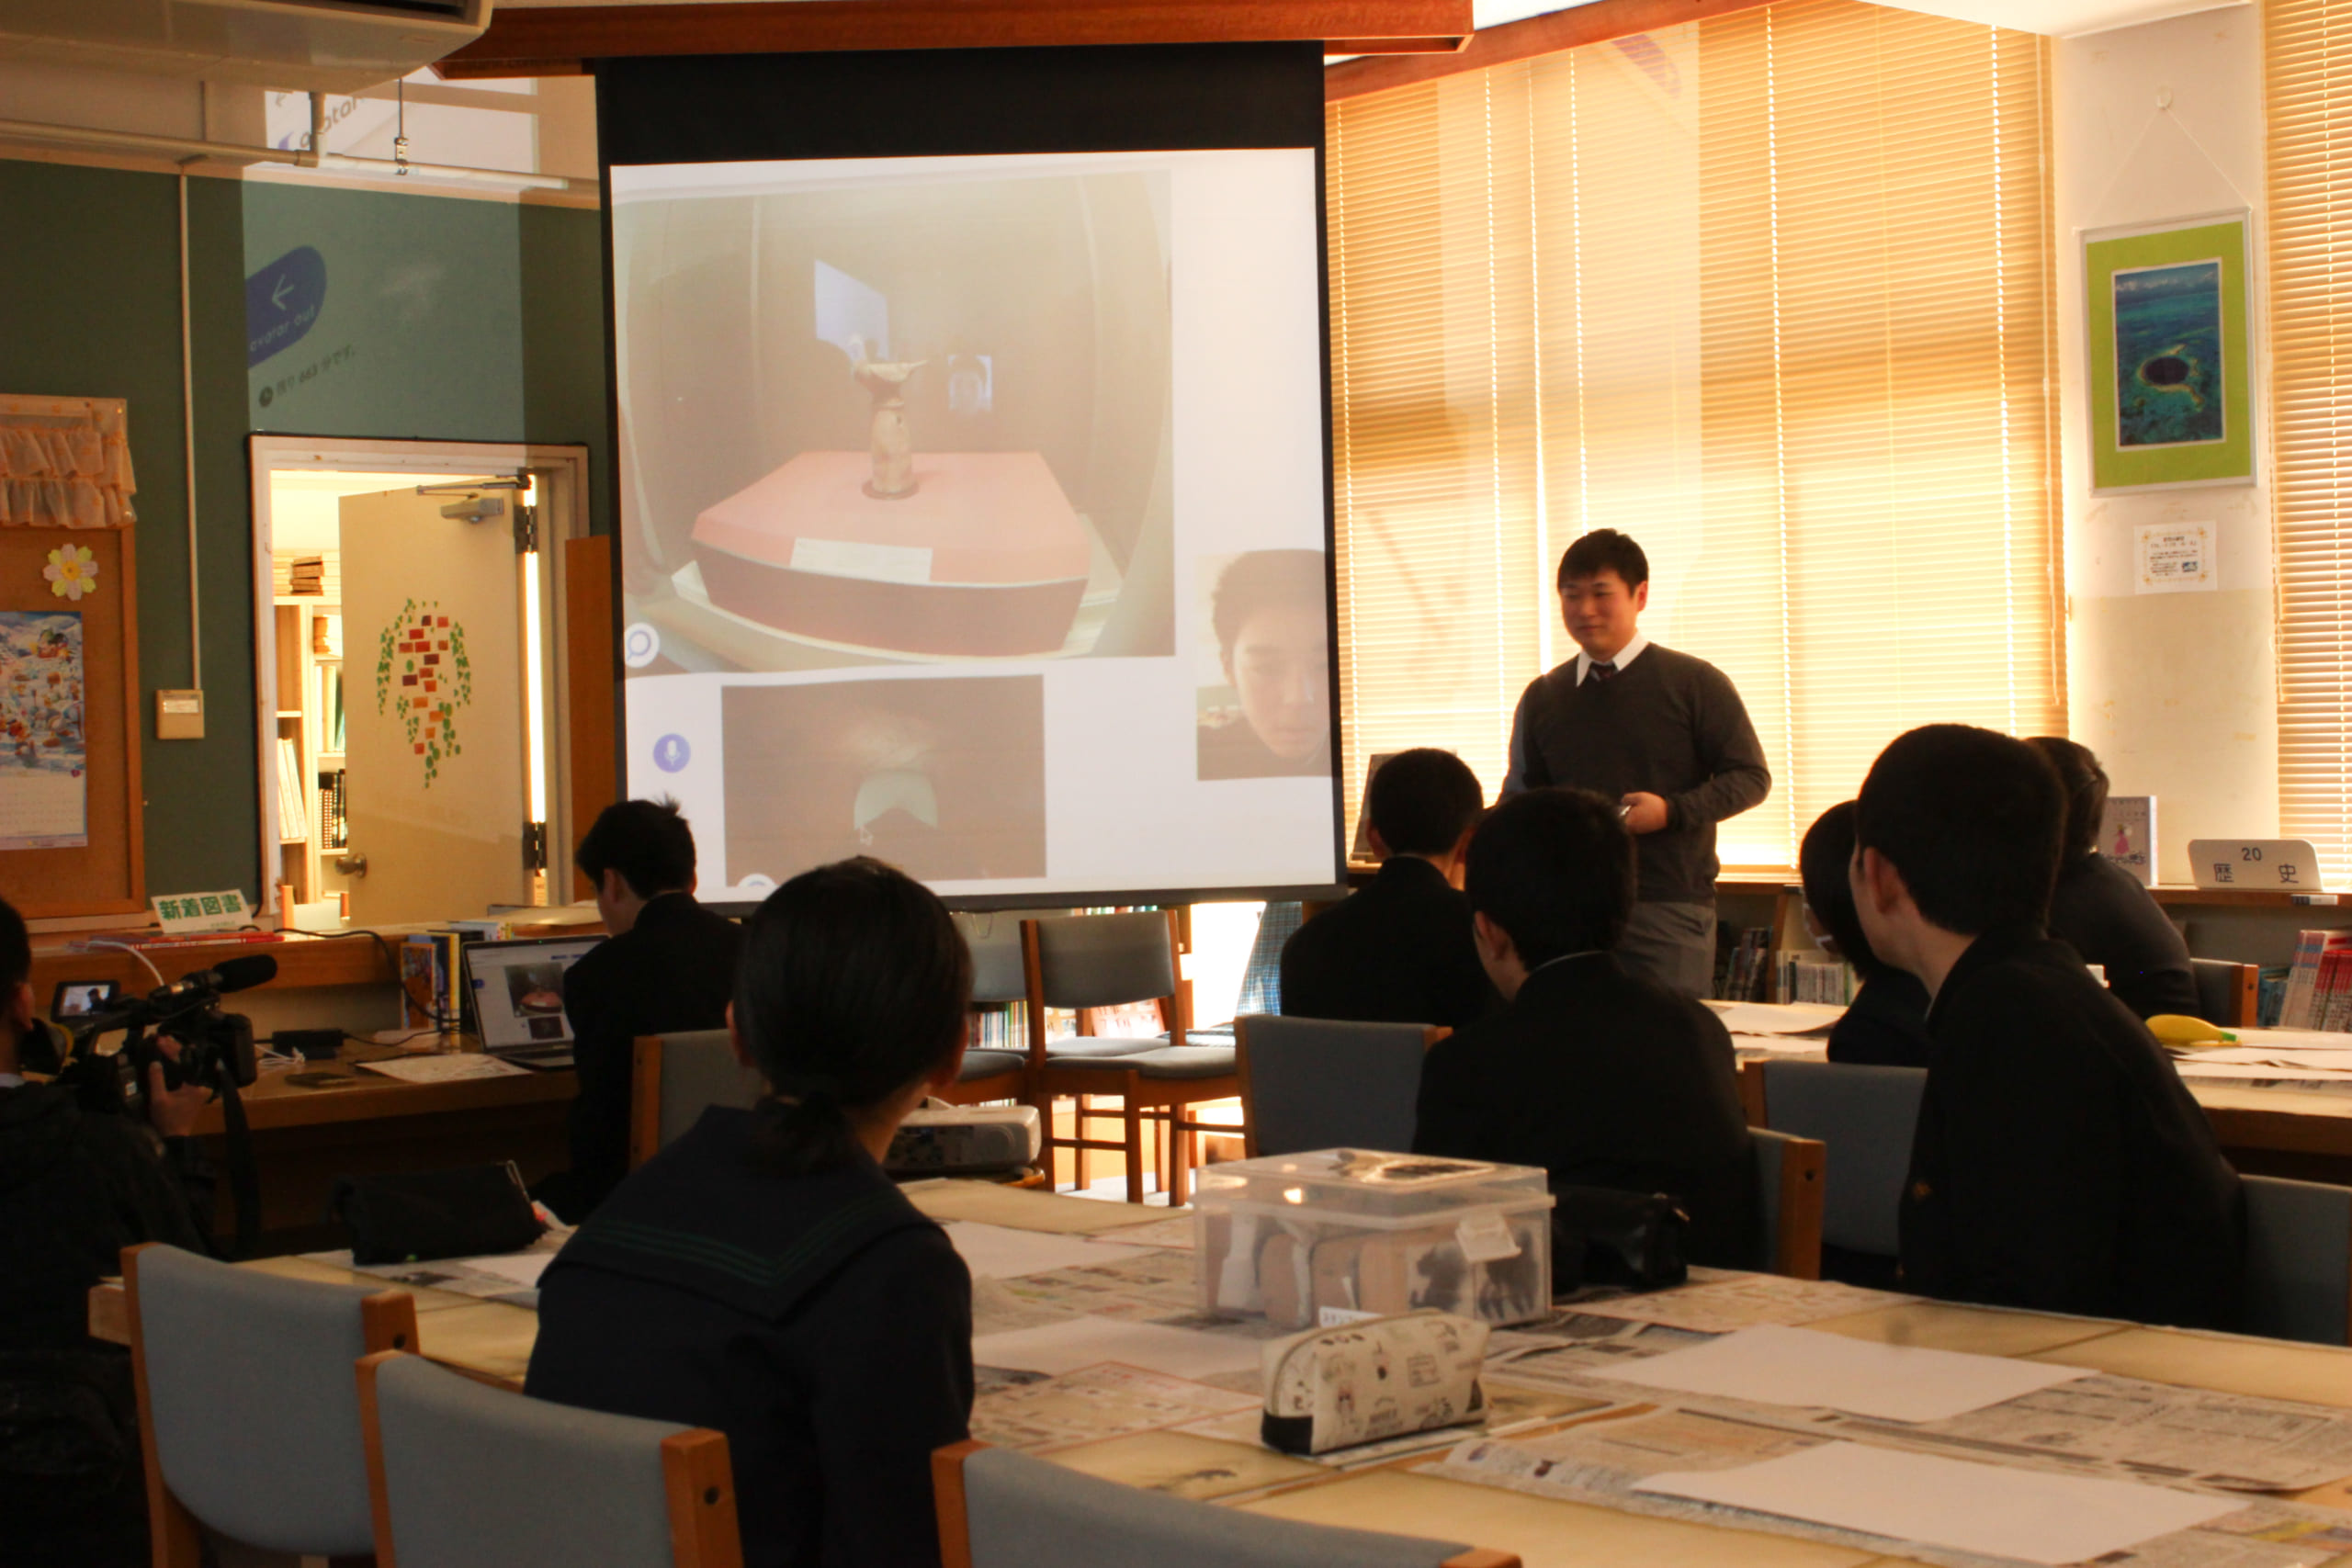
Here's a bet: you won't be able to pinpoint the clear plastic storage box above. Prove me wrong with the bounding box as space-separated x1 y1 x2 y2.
1193 1149 1555 1327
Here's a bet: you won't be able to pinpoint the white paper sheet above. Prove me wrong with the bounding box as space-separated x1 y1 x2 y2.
1600 1325 2089 1422
972 1317 1266 1382
944 1222 1157 1280
2177 1046 2352 1070
355 1053 529 1083
1634 1440 2236 1566
464 1251 555 1288
1705 1001 1847 1036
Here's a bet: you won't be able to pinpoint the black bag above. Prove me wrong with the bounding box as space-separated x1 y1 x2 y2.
330 1162 544 1266
1550 1184 1690 1293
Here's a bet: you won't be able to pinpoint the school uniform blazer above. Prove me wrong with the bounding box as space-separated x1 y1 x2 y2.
1824 971 1935 1068
1900 923 2244 1329
1413 952 1758 1267
2046 852 2200 1021
526 1106 975 1568
1279 856 1500 1028
560 892 745 1216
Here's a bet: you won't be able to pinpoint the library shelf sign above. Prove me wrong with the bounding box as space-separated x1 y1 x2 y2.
2084 211 2254 494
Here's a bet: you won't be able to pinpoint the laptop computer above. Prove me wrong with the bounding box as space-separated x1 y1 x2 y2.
460 935 604 1070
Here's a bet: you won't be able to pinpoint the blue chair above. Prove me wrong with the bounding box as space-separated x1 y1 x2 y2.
1234 1014 1443 1157
1750 1060 1928 1261
357 1349 740 1568
941 909 1050 1106
629 1028 763 1168
2242 1173 2352 1345
933 1440 1519 1568
125 1243 419 1566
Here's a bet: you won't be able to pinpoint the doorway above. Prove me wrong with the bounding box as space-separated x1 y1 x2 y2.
249 438 594 927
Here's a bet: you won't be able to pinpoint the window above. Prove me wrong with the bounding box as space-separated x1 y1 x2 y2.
2268 0 2352 885
1327 0 2062 868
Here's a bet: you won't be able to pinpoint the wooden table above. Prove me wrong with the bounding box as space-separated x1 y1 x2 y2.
90 1186 2352 1568
193 1051 575 1247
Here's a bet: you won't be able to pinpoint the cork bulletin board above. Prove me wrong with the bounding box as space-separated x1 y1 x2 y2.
0 394 145 918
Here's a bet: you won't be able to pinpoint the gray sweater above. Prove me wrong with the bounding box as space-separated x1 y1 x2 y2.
1503 644 1770 905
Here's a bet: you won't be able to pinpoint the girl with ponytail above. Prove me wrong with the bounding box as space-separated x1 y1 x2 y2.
527 858 977 1568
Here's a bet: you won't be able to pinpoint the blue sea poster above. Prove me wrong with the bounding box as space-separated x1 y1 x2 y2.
2113 260 2224 449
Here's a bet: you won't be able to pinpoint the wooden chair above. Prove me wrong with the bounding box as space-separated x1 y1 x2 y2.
937 909 1043 1108
629 1029 763 1169
1743 1060 1927 1265
934 1439 1519 1568
2242 1173 2352 1345
125 1241 418 1566
357 1349 741 1568
1022 910 1237 1204
1751 1129 1826 1280
2191 958 2260 1029
1234 1014 1446 1157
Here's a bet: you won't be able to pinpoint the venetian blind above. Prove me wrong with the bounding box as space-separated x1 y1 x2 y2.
1327 0 2062 869
2267 0 2352 885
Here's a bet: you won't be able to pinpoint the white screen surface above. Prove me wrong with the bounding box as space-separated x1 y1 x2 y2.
610 149 1337 900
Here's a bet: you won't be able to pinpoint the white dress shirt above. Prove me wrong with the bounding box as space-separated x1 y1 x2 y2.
1576 629 1650 685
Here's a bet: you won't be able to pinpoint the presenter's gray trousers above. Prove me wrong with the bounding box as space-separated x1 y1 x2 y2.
1616 900 1716 998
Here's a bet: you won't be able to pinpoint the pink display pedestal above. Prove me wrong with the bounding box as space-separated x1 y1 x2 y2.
692 450 1090 658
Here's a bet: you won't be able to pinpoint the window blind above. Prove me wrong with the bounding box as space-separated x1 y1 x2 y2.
1327 0 2062 869
2267 0 2352 886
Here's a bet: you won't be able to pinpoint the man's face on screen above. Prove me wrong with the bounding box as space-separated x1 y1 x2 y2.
1226 604 1329 762
1559 569 1647 662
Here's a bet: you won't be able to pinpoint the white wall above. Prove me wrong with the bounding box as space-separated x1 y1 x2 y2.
2055 6 2275 884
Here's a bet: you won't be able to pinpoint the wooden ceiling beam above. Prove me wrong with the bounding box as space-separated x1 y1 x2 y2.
1324 0 1775 100
437 0 1472 79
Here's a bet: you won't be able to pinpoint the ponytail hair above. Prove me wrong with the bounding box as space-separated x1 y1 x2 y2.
733 857 972 1176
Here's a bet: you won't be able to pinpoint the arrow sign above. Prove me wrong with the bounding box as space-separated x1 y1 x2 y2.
245 245 326 368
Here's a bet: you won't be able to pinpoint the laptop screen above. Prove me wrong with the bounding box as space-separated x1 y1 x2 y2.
462 936 603 1052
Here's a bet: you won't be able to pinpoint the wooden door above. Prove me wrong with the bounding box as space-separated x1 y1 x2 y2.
338 487 529 924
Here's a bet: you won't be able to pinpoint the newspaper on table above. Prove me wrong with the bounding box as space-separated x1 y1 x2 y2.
1091 1213 1199 1250
1430 1411 2352 1568
1566 1267 1914 1335
301 1225 572 1308
969 1361 1258 1451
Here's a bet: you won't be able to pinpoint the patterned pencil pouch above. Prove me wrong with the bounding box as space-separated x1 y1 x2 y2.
1260 1309 1490 1455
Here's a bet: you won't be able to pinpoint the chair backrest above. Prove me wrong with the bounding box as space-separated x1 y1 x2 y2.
2241 1174 2352 1345
1235 1014 1441 1157
2191 958 2257 1028
126 1243 417 1559
358 1350 741 1568
1023 911 1181 1010
957 910 1052 1005
1750 1129 1826 1280
934 1441 1514 1568
632 1029 765 1168
1754 1061 1927 1258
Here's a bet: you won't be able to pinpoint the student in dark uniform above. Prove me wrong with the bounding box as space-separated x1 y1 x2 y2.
527 858 976 1568
1798 801 1932 1067
1414 788 1758 1267
2029 737 2200 1021
1852 725 2243 1329
1281 748 1498 1027
550 799 745 1218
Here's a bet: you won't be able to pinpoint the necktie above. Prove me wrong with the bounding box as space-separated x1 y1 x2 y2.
1588 660 1617 683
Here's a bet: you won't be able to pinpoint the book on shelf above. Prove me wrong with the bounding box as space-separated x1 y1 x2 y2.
1776 953 1858 1006
2279 930 2352 1029
1712 927 1773 1003
400 931 465 1032
2098 795 2157 887
2257 965 2290 1028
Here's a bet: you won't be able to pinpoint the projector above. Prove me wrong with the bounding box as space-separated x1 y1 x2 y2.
886 1103 1041 1177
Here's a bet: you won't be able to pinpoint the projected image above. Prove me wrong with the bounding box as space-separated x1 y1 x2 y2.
722 676 1046 884
1196 549 1331 781
616 166 1174 674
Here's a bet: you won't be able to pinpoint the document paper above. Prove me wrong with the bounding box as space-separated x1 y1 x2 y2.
943 1221 1157 1280
1601 1325 2090 1422
1635 1440 2236 1566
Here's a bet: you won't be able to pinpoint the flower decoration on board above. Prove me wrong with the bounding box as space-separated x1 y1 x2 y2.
42 546 97 602
375 596 474 787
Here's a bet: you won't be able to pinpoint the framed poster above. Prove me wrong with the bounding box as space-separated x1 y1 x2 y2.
2086 213 2254 493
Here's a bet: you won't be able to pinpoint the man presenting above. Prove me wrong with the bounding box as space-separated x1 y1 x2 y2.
1503 530 1769 996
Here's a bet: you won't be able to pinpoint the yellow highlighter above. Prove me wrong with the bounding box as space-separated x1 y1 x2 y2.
2147 1014 2235 1049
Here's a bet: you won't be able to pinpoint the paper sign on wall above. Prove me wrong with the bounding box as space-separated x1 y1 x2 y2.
2135 522 2216 593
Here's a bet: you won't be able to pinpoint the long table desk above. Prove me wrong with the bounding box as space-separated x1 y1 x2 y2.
89 1182 2352 1568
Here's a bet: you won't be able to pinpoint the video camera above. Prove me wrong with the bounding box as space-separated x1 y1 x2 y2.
60 953 274 1115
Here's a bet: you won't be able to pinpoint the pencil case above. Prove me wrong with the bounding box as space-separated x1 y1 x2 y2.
1259 1309 1490 1455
